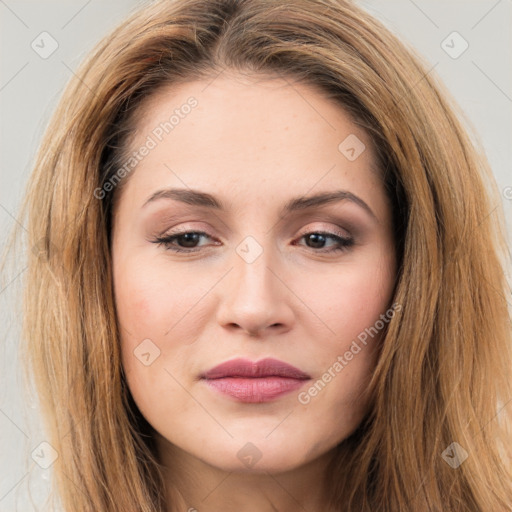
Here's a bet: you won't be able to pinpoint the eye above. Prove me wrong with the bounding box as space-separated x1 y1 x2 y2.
151 229 354 254
152 231 215 253
294 231 354 253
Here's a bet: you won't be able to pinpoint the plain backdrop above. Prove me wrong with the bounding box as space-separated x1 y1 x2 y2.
1 1 511 510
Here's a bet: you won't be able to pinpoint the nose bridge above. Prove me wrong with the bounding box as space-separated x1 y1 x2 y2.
232 233 278 301
216 231 293 334
229 204 278 286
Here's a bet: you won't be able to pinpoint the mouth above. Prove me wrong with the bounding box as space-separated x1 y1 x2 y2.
200 357 311 403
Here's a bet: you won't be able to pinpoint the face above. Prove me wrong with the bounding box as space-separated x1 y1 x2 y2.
111 73 396 475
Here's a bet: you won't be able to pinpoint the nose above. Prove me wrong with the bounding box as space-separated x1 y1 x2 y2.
215 242 294 337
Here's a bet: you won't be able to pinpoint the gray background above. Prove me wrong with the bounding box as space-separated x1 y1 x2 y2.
1 1 511 510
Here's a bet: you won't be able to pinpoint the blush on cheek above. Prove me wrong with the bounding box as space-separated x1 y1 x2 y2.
116 279 156 332
133 293 153 318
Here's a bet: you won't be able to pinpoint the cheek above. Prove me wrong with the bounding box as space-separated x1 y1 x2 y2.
320 257 395 341
115 276 161 341
298 250 395 408
113 256 168 372
114 255 192 342
114 268 180 418
113 256 212 384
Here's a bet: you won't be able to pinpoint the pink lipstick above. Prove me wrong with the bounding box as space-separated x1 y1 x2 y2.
201 357 311 403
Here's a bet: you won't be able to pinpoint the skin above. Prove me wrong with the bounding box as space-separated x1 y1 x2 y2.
111 71 397 512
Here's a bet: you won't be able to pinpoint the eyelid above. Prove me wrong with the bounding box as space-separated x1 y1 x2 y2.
296 223 351 240
158 221 352 241
151 220 356 256
158 223 216 239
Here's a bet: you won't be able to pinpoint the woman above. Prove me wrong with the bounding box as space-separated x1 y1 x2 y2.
9 0 512 510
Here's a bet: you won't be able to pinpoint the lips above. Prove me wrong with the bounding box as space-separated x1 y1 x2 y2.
201 358 311 403
201 357 311 380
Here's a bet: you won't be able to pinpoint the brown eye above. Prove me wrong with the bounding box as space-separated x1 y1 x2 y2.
151 229 354 255
152 231 214 252
297 231 354 253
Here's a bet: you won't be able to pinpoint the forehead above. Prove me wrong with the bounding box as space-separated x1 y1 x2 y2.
135 73 370 146
116 73 385 216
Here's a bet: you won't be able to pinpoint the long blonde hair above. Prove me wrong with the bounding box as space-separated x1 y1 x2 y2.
4 0 511 510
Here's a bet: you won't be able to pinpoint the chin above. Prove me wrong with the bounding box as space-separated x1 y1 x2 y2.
192 435 328 475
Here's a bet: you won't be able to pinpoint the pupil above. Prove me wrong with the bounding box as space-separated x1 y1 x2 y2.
180 233 199 247
308 233 325 248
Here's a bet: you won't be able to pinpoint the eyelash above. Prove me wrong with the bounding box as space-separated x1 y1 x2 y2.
151 230 354 254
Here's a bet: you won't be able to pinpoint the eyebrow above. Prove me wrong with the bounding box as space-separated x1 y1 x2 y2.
142 187 376 220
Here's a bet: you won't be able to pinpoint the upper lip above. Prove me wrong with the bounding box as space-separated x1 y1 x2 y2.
201 358 311 380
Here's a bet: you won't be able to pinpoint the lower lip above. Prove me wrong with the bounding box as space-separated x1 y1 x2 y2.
203 377 309 403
